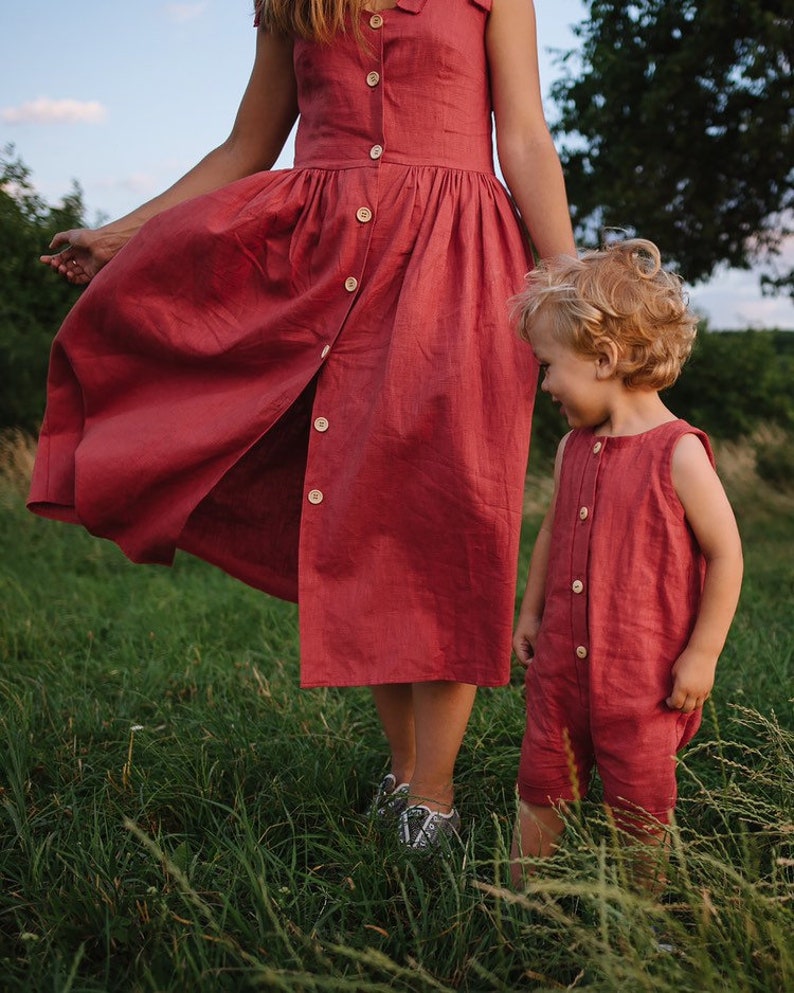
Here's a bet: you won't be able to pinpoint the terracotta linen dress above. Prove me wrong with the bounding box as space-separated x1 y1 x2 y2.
28 0 537 688
517 422 710 824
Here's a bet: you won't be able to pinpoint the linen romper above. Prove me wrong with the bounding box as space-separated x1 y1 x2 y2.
517 422 710 825
28 0 537 688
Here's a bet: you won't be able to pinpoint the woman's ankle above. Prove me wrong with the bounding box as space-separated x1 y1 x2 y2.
406 778 454 813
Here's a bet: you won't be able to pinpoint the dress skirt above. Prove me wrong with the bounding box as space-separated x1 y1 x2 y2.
28 0 538 687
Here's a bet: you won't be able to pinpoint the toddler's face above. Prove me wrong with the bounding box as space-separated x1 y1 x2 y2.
529 316 608 430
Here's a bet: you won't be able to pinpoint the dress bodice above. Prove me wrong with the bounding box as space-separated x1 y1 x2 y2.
293 0 495 171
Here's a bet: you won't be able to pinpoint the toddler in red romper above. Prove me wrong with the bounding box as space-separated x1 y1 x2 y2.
509 239 743 887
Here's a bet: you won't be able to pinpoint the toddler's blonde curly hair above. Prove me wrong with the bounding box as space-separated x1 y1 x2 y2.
513 239 698 390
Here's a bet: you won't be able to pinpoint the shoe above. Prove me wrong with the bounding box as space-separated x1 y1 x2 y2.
369 773 410 818
398 803 461 850
651 926 677 955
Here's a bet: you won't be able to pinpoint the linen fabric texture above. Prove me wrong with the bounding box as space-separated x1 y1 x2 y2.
28 0 537 688
517 421 711 825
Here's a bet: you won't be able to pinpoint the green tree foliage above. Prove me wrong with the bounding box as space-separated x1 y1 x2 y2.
665 328 794 437
0 144 84 431
552 0 793 294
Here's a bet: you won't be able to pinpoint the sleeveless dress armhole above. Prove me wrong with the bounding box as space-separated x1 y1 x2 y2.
469 0 493 11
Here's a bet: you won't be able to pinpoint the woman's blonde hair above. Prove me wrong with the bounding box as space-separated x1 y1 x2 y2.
256 0 367 42
513 239 698 391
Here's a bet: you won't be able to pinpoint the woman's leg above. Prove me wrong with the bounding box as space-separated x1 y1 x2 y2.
370 680 477 812
370 683 416 785
409 680 477 812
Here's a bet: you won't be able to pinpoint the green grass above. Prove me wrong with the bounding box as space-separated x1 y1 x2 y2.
0 452 792 992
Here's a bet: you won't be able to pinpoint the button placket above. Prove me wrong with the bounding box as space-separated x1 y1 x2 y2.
305 9 389 527
311 22 385 527
569 437 603 697
366 9 385 166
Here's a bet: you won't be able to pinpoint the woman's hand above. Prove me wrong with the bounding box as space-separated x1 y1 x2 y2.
40 227 130 285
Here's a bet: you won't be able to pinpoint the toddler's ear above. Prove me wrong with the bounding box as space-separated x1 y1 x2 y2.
594 340 620 379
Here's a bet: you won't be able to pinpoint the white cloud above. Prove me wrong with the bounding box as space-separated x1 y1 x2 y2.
165 2 208 23
1 98 106 125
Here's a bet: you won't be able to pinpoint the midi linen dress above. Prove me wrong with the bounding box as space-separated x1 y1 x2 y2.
518 422 709 823
28 0 537 688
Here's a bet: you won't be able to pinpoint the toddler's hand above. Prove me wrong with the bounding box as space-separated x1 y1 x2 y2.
512 615 540 667
666 648 717 713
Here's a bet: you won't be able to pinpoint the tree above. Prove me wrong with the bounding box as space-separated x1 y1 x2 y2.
0 145 84 430
551 0 793 296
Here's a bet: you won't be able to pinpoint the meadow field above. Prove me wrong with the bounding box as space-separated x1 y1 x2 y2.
0 431 792 992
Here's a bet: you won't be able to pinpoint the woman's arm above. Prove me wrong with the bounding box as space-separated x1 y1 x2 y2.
486 0 576 261
42 28 299 284
667 434 744 712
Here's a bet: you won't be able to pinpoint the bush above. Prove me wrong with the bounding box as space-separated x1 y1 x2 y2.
755 427 794 490
0 145 84 431
664 327 794 440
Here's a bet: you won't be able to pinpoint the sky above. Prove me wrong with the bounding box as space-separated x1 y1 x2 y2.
2 0 791 330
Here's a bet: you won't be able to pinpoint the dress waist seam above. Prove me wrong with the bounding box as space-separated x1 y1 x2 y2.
290 161 498 178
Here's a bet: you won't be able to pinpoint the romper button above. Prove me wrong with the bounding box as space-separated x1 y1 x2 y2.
370 144 384 160
313 417 329 433
344 276 358 292
593 441 602 454
308 489 324 505
369 13 383 28
579 506 589 520
366 71 380 87
356 206 373 223
576 645 588 659
321 345 330 359
572 580 584 594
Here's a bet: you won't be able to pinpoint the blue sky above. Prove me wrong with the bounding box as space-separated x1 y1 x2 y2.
2 0 791 329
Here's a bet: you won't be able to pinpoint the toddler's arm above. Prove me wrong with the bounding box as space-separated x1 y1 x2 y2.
513 434 567 665
513 506 553 665
667 434 743 712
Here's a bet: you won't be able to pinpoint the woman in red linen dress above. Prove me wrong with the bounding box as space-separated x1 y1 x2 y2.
31 0 575 847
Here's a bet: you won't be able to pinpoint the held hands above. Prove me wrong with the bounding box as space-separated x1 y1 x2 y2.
666 647 717 714
40 227 128 285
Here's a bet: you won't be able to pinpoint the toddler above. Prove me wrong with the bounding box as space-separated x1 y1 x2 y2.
510 239 743 885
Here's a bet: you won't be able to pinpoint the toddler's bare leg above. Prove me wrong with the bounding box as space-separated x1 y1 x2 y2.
610 809 671 893
510 800 565 887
